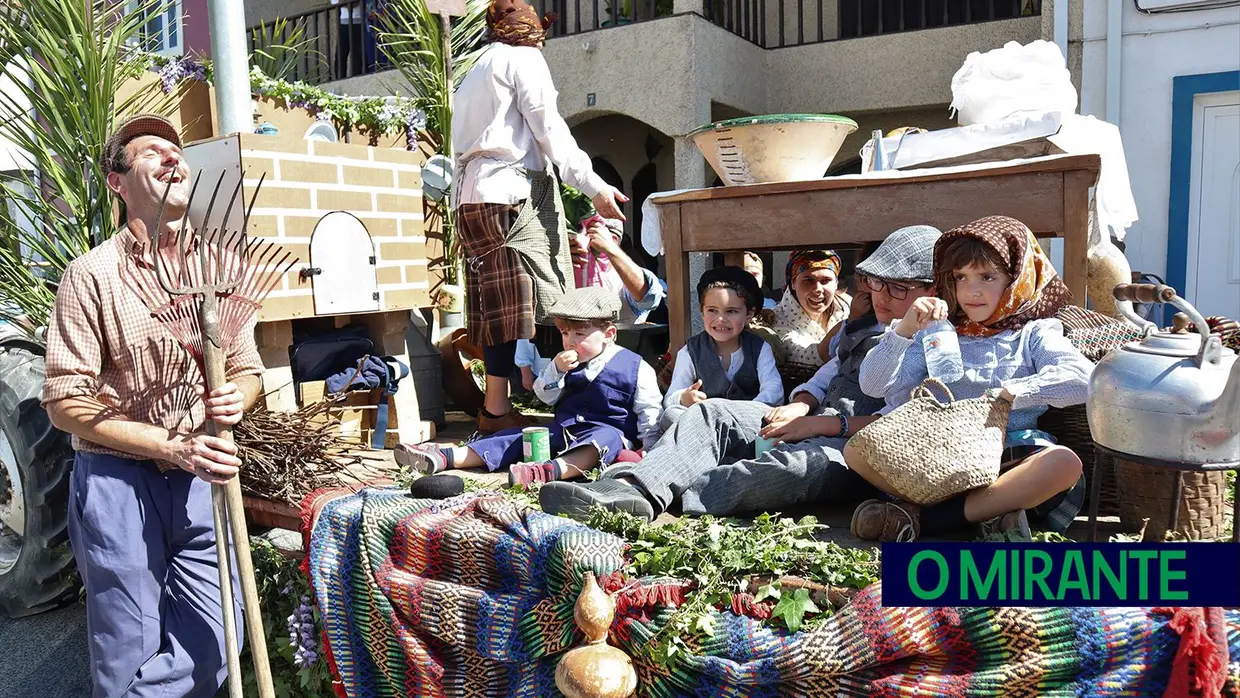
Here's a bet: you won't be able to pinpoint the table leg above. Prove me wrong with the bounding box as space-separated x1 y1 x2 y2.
1087 451 1103 542
1167 471 1184 539
1062 171 1092 306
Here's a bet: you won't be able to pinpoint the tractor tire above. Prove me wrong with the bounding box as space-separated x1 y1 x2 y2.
0 340 77 617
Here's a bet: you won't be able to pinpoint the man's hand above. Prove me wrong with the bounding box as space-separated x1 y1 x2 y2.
203 382 246 426
761 415 837 444
895 297 948 338
679 379 707 407
585 221 621 257
169 432 242 485
521 366 537 391
591 186 629 221
555 349 581 373
761 401 810 435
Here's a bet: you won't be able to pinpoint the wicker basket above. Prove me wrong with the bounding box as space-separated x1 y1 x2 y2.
1114 458 1229 539
1037 405 1120 517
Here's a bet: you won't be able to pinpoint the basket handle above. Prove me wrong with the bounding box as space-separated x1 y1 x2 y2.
911 377 955 405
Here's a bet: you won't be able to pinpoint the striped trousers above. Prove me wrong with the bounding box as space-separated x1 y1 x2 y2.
604 399 873 516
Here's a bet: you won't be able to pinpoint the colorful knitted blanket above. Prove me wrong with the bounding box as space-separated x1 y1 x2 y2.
305 488 1240 697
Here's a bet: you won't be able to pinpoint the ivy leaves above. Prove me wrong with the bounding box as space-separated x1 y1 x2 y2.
770 587 820 633
586 507 880 659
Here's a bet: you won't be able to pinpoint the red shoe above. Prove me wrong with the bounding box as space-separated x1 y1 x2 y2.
507 461 563 489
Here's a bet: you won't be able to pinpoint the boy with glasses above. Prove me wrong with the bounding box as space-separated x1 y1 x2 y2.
540 225 943 521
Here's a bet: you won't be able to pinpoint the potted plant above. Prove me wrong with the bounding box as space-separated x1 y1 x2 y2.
602 0 633 26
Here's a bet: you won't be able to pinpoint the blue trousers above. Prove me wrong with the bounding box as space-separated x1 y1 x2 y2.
68 451 242 698
467 422 629 471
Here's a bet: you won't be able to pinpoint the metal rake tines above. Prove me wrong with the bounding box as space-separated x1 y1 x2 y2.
151 169 260 300
130 168 299 356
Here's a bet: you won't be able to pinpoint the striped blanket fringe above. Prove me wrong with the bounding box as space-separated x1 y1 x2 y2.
304 488 1240 698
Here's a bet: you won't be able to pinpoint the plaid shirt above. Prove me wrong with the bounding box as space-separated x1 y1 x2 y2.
41 225 263 471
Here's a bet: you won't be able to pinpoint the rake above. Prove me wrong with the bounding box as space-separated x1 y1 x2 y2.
126 169 297 698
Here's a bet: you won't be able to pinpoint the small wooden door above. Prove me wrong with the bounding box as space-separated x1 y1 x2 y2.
309 211 380 315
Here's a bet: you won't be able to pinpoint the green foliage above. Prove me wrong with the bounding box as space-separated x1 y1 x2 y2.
587 508 880 661
376 0 490 285
560 183 594 230
226 539 337 698
249 18 325 84
0 0 183 333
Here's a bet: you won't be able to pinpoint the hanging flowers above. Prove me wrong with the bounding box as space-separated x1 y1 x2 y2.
286 594 319 668
136 52 425 141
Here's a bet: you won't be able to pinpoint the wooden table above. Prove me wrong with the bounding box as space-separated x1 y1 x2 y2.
653 154 1101 350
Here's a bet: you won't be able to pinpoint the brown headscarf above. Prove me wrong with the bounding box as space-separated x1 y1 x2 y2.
487 0 555 47
935 215 1073 337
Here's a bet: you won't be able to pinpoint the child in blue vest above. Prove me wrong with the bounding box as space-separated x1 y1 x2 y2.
661 266 783 431
395 287 662 488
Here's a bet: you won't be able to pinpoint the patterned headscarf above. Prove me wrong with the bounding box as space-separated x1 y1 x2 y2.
784 250 842 292
487 0 553 46
935 215 1073 337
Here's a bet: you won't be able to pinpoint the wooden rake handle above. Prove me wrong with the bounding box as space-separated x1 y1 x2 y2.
203 341 275 698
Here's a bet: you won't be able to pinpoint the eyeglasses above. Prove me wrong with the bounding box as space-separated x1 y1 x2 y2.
859 275 923 300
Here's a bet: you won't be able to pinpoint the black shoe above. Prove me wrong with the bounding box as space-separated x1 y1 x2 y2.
539 479 655 522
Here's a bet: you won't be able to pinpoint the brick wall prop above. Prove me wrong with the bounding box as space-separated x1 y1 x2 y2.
183 132 430 322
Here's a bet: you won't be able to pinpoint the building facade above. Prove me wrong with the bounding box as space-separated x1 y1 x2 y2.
232 0 1043 288
1074 0 1239 320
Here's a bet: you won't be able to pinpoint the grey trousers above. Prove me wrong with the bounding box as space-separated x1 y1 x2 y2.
605 399 871 516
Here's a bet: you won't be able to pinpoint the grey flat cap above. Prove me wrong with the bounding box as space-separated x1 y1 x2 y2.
547 287 622 322
856 224 943 283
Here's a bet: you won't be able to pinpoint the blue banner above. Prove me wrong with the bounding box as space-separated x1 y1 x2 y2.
881 542 1240 607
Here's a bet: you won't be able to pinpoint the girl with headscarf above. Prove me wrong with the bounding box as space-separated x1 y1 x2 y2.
762 249 851 368
845 215 1094 543
449 0 628 434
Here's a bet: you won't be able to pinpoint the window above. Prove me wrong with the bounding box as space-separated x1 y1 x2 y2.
134 1 182 55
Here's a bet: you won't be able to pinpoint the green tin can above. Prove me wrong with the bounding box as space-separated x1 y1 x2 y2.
521 426 551 463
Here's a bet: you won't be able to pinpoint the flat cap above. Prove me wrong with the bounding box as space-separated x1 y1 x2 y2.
104 114 182 173
856 224 942 283
547 287 622 322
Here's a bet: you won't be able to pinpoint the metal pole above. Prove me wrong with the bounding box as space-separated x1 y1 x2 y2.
207 0 254 135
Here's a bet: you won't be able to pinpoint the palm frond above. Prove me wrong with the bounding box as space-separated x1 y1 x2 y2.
249 17 325 83
375 0 489 285
0 0 168 334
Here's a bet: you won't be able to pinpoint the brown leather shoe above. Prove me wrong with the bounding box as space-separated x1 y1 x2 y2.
477 409 534 433
850 499 922 542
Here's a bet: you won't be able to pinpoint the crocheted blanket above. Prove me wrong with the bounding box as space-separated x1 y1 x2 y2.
304 488 1240 698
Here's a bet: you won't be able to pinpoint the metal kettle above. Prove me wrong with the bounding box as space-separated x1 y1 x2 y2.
1087 283 1240 466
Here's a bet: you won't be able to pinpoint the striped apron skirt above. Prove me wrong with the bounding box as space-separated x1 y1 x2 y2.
457 169 573 347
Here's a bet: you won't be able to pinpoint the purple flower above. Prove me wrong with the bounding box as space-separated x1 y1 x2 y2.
286 596 319 668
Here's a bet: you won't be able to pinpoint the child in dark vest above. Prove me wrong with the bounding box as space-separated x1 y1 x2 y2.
661 266 783 431
395 287 662 488
538 225 945 522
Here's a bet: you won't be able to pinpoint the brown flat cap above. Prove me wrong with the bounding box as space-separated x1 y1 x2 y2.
103 114 182 173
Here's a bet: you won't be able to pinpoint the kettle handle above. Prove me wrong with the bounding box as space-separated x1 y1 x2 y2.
1112 283 1176 304
1111 283 1222 368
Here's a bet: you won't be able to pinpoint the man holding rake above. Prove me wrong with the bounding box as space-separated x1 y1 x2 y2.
42 114 263 697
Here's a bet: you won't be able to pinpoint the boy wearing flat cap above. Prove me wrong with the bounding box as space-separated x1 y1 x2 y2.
660 266 783 431
396 287 662 488
540 225 943 522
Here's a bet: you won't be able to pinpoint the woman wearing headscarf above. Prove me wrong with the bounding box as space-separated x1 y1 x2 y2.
451 0 628 433
847 215 1093 542
760 249 851 368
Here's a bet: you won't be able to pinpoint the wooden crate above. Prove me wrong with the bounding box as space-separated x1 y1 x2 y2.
298 380 401 450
